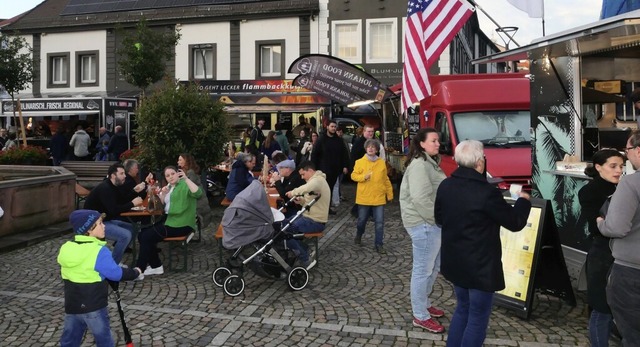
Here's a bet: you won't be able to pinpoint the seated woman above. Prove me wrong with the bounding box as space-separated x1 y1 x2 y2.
225 152 256 201
178 153 214 229
135 166 202 279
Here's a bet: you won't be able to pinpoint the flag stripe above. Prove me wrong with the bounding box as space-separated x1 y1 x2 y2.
401 0 473 112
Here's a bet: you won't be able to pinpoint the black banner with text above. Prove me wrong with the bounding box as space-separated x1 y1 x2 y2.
288 54 392 106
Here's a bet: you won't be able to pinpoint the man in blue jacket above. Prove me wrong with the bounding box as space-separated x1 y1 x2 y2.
58 210 141 347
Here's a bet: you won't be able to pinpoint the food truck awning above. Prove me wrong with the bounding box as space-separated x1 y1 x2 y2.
224 104 325 113
473 9 640 64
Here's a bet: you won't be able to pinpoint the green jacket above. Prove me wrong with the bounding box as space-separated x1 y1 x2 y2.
57 235 137 313
399 154 446 228
166 179 203 230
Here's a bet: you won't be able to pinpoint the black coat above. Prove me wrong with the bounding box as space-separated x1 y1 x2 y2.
274 170 306 210
578 175 616 313
435 166 531 292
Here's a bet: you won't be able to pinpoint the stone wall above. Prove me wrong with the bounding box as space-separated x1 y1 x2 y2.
0 166 75 237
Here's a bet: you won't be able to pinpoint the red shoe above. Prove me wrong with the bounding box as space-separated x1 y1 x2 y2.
412 318 445 333
427 306 445 318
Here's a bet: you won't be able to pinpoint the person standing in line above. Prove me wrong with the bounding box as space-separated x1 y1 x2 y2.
95 127 111 161
295 129 311 164
0 128 7 148
50 127 68 166
274 123 290 157
68 124 91 160
399 127 447 333
311 120 349 215
435 140 531 346
351 139 393 254
598 130 640 346
57 210 141 347
250 118 266 149
579 149 624 347
107 125 128 161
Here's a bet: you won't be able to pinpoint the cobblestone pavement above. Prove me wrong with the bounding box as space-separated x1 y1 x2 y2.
0 183 619 346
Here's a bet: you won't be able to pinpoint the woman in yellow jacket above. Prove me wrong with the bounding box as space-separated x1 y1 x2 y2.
351 139 394 254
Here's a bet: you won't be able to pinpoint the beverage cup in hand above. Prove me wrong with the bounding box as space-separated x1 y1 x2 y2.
509 184 523 200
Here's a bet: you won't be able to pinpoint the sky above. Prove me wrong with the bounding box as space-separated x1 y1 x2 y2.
1 0 602 49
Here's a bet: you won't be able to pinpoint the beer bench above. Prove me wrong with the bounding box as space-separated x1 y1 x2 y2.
214 224 323 266
164 232 195 272
61 161 118 187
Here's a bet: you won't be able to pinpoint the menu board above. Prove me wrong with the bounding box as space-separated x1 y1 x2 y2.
493 198 576 319
497 207 542 301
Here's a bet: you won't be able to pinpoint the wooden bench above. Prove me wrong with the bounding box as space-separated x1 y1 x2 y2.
61 161 118 188
214 224 323 266
164 232 195 272
75 183 91 209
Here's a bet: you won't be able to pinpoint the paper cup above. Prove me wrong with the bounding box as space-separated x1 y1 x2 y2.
509 184 522 200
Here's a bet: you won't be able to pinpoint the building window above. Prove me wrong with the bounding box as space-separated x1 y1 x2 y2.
47 52 70 88
190 44 216 80
332 20 362 64
256 40 285 79
76 50 99 86
367 19 397 63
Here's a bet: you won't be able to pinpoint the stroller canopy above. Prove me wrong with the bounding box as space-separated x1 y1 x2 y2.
222 180 274 249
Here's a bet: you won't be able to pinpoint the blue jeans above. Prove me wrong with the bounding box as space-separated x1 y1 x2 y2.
589 309 613 347
60 307 114 347
104 220 133 264
357 205 384 247
447 286 495 347
284 215 325 262
607 263 640 346
406 223 441 321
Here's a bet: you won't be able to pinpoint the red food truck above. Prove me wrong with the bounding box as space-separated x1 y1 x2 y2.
420 73 532 190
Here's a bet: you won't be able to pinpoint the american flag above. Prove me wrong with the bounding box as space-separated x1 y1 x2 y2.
401 0 474 112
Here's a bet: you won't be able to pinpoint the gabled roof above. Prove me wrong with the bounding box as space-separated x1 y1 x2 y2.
4 0 319 33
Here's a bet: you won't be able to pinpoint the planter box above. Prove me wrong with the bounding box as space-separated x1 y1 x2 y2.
0 166 75 238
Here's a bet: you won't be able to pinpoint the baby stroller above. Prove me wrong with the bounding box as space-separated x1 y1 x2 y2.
212 180 320 297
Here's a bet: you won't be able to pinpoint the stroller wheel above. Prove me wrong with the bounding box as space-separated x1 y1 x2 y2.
223 275 245 297
287 267 309 291
212 267 231 287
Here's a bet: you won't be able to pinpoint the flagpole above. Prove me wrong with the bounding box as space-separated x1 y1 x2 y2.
466 0 520 47
541 0 546 36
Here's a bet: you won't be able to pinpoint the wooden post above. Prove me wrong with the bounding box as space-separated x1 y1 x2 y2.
17 99 27 147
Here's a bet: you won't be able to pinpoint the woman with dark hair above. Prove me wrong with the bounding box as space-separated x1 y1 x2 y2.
260 130 282 160
178 153 214 229
579 149 625 346
398 127 447 333
135 165 202 279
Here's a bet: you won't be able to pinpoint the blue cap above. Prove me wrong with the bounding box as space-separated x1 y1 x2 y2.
69 210 104 235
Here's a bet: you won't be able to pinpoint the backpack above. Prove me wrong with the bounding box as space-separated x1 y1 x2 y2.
252 127 266 147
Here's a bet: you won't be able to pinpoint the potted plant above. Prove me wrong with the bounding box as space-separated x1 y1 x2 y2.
0 145 48 165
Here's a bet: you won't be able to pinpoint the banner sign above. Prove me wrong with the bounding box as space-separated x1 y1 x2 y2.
288 54 392 105
182 79 314 94
1 98 102 114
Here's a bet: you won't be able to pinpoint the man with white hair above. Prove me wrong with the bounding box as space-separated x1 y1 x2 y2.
435 140 531 346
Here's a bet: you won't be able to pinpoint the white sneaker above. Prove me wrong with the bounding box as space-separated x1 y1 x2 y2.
143 265 164 276
118 263 129 269
135 273 144 281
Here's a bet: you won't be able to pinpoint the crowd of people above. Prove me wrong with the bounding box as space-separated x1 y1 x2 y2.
52 116 640 346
